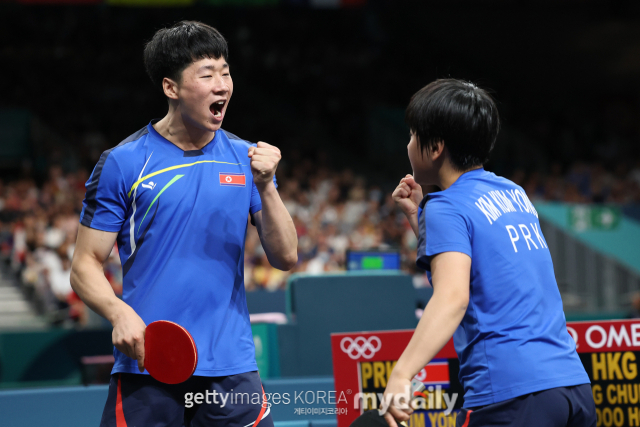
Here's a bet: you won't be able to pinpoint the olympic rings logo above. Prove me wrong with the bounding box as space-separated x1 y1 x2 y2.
340 336 382 360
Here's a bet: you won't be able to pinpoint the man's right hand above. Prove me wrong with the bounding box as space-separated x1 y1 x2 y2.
111 304 147 373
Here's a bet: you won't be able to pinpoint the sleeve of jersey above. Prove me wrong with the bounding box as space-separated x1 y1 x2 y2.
249 175 278 216
416 197 471 271
79 153 127 232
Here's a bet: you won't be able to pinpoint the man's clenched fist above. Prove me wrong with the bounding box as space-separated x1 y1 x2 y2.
248 141 280 189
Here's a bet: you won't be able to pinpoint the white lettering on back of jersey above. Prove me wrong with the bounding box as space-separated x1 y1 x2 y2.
489 190 516 214
518 224 538 250
505 225 519 252
476 188 538 224
506 189 524 212
475 196 502 224
475 186 547 254
530 223 547 248
506 223 549 253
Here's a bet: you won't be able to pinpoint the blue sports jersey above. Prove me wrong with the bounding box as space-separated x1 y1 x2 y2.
80 120 274 377
416 168 589 407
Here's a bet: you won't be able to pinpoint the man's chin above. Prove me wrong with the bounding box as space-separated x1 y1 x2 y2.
183 114 223 134
201 119 223 133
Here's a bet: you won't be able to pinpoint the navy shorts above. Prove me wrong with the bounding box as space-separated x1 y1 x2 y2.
456 384 596 427
100 371 274 427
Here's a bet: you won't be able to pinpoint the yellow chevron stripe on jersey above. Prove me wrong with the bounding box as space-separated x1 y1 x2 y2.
128 159 245 197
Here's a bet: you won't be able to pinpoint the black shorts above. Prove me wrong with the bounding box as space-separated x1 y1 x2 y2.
100 371 274 427
456 384 596 427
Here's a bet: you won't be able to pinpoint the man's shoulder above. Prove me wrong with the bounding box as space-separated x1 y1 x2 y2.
221 129 253 149
97 125 151 172
110 126 151 156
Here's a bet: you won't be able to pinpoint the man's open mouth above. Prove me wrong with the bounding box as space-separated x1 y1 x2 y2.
210 100 226 119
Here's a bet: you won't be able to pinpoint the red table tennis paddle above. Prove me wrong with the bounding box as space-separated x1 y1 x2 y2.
144 320 198 384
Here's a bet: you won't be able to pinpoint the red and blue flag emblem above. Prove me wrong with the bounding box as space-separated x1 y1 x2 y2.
219 172 246 187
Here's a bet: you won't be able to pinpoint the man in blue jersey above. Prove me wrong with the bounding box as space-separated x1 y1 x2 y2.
70 21 297 427
381 79 595 426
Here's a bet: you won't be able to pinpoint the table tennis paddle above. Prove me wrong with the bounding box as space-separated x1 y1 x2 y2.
144 320 198 384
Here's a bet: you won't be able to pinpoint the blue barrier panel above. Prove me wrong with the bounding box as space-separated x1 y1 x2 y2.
275 422 311 427
0 385 109 427
282 272 417 377
263 377 337 422
310 420 338 427
247 287 432 315
0 329 114 388
247 290 287 314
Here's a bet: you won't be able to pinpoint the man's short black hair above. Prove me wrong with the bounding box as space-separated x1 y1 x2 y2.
405 78 500 171
143 21 228 92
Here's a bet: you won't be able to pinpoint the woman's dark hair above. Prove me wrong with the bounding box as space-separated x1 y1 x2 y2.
405 79 500 171
143 21 228 92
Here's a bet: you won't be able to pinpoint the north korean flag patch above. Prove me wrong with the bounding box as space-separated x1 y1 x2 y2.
415 359 451 387
219 172 246 187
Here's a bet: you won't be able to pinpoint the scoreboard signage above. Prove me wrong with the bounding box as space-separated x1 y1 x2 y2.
331 320 640 427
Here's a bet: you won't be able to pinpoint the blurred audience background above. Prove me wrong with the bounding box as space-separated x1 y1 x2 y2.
1 154 638 325
2 3 640 325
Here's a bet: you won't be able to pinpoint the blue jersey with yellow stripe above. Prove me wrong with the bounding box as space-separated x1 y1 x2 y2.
80 120 271 377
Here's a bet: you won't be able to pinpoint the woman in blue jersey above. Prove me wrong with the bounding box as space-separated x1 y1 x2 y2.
382 79 595 427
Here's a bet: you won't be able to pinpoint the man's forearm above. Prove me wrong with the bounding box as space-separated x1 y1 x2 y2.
391 290 467 381
256 182 298 270
70 256 128 325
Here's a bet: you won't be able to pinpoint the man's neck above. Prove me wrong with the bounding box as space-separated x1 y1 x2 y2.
437 164 482 190
153 110 215 151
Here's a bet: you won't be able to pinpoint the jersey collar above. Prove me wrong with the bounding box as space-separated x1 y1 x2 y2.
147 119 219 156
448 167 486 189
422 167 486 207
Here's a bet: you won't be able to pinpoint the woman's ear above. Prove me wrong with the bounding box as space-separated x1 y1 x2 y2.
430 140 445 161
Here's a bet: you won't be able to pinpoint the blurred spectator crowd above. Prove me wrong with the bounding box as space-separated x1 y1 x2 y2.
1 154 639 326
1 166 122 326
3 5 640 326
513 160 640 205
244 156 640 291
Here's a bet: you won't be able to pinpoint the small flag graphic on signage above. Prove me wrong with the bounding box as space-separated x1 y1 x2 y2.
414 359 450 387
219 172 246 187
